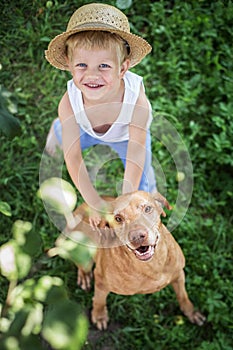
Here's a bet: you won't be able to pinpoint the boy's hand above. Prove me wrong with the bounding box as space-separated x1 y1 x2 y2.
88 199 111 230
89 210 102 230
88 202 115 241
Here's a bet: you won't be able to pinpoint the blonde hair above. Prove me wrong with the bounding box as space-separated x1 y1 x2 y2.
66 31 130 64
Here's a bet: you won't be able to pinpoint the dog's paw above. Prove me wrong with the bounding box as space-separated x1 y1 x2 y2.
92 309 109 330
77 269 93 291
188 310 206 326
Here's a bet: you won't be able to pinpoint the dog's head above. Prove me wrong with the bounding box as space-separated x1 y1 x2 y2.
107 191 169 262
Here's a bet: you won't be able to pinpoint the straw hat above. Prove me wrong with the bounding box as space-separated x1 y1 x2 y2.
45 3 152 70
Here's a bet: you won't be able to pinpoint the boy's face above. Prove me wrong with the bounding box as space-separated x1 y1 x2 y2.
67 46 130 104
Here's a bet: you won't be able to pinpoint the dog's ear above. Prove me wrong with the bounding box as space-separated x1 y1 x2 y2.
152 191 172 217
155 202 166 217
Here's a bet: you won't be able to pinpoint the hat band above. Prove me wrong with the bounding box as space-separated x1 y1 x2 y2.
71 21 129 33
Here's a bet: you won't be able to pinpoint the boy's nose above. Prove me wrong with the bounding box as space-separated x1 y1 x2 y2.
86 67 99 79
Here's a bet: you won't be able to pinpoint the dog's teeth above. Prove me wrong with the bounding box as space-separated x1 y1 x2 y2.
137 245 153 255
137 246 149 254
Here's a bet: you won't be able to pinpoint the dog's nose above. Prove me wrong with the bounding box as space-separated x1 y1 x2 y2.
128 228 148 246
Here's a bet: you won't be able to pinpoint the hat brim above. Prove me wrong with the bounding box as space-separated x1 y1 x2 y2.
45 25 152 70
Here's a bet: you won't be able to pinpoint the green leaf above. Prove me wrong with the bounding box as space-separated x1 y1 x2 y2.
116 0 132 10
0 87 21 139
42 300 88 350
45 284 68 305
9 277 66 314
0 240 31 281
0 336 20 350
20 303 43 337
9 280 35 312
0 242 18 280
38 177 77 215
0 201 12 216
1 321 45 350
7 309 29 337
22 229 42 256
13 220 32 246
18 334 45 350
15 251 32 280
34 276 65 303
12 220 42 256
54 232 96 269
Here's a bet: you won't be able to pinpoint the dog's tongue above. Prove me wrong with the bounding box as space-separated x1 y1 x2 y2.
135 245 155 261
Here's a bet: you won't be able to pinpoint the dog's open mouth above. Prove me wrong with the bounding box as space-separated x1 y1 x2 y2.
134 245 155 261
127 234 159 261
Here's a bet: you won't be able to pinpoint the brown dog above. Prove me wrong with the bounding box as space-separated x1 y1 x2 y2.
69 191 205 330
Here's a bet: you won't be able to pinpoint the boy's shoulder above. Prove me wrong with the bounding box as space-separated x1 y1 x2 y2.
125 70 143 81
124 70 143 92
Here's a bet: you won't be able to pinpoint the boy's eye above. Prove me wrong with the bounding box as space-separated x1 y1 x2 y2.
76 63 87 68
99 63 110 69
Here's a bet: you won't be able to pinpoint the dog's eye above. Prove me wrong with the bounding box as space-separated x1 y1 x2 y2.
144 205 153 214
114 215 123 223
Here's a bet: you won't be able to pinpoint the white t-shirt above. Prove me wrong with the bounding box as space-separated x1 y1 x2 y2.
67 70 152 143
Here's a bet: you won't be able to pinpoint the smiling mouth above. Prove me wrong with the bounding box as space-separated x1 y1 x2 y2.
127 235 159 262
85 83 104 88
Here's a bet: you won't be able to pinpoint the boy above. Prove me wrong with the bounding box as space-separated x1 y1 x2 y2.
45 3 160 227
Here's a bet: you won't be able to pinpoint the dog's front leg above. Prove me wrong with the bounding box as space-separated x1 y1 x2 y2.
77 266 93 291
91 280 109 330
171 270 206 326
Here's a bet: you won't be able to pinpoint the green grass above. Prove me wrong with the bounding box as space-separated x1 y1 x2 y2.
1 0 233 349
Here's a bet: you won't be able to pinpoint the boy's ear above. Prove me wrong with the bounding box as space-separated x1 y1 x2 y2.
65 56 72 71
120 59 130 77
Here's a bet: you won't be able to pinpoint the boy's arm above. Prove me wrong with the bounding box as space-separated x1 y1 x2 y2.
59 93 106 226
122 86 149 194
